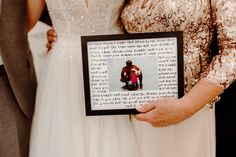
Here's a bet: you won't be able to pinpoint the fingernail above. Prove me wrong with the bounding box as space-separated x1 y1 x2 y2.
136 105 142 110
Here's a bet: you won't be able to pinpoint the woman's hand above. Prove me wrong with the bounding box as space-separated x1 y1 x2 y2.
135 79 223 127
46 28 57 52
135 98 192 127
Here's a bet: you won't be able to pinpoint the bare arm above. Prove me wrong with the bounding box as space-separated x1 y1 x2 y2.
27 0 45 31
179 79 223 117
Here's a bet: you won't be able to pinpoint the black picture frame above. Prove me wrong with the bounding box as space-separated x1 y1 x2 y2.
81 32 184 116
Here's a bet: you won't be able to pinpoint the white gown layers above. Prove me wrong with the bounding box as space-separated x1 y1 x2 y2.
29 0 139 157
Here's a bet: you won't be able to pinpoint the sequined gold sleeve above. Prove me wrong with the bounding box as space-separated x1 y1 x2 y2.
202 0 236 89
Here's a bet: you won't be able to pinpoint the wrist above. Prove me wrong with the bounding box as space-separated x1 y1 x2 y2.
179 95 200 117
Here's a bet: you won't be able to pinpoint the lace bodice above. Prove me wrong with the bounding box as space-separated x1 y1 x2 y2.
121 0 236 92
45 0 125 37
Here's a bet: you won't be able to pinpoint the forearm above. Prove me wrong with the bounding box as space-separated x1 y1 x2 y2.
27 0 45 31
180 79 224 114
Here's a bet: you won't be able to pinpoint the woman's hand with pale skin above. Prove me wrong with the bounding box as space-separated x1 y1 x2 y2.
135 79 224 127
135 98 193 127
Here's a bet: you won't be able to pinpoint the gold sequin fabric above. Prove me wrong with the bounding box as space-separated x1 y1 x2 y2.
121 0 236 93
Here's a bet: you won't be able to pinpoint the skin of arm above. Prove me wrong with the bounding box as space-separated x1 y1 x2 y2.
27 0 45 31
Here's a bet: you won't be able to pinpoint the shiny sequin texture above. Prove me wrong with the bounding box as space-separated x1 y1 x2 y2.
121 0 236 93
45 0 125 37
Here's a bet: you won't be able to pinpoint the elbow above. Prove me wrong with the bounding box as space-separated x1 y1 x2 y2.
27 22 35 32
27 15 38 32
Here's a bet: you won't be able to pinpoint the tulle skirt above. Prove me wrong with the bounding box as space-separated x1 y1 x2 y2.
29 37 139 157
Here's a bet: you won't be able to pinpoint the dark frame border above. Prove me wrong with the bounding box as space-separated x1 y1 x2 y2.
81 32 184 116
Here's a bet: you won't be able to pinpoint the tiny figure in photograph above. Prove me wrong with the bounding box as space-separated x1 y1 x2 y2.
130 68 139 90
120 60 143 90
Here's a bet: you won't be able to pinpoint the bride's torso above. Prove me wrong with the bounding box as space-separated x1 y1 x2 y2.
45 0 125 37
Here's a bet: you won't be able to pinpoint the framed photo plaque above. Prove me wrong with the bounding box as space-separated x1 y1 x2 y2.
81 32 184 116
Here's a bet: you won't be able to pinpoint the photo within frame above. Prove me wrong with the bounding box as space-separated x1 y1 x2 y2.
81 32 184 116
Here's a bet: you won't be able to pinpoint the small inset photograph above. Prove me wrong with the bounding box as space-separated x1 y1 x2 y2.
107 57 158 92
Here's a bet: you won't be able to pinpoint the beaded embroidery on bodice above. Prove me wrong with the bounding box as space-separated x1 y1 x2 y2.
45 0 125 37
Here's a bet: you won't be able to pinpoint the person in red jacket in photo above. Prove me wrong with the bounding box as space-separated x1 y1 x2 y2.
120 60 142 89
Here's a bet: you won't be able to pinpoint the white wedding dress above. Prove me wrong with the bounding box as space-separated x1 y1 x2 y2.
29 0 139 157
